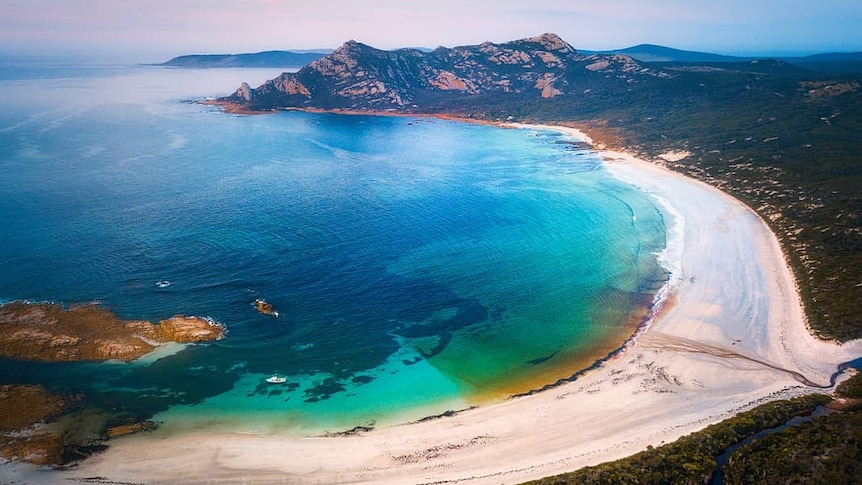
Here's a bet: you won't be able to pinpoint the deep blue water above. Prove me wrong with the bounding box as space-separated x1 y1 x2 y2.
0 62 669 432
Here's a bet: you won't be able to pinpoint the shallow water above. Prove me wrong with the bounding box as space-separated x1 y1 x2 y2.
0 62 668 433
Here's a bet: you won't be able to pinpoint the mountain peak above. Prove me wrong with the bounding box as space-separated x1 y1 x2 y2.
522 33 574 53
336 39 360 50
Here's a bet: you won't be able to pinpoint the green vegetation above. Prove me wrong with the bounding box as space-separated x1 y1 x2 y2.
723 373 862 484
722 411 860 484
837 371 862 399
522 394 831 485
522 376 862 485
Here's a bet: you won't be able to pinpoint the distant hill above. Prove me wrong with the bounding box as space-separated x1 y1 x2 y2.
784 52 862 73
159 50 325 68
582 44 862 74
584 44 748 63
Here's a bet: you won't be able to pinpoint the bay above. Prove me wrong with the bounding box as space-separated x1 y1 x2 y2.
0 63 668 433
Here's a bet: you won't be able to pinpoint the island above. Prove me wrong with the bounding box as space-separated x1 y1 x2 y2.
254 298 279 317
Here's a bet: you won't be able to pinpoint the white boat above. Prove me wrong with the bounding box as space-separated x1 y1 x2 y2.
266 374 286 384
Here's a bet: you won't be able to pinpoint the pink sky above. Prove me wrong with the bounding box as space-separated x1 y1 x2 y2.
2 0 860 60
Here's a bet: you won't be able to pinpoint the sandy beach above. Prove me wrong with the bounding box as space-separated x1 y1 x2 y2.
11 123 861 485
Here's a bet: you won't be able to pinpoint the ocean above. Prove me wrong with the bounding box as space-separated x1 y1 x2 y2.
0 60 669 434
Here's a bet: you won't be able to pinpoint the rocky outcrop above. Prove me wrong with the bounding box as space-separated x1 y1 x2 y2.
254 299 279 317
0 384 161 466
125 315 226 344
0 385 67 465
0 302 225 465
236 81 252 101
0 301 225 363
0 431 65 466
105 420 156 439
221 33 670 112
0 385 65 431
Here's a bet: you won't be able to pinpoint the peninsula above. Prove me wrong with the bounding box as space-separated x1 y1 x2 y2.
158 50 324 68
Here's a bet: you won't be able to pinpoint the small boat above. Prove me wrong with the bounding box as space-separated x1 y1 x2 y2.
266 374 286 384
156 280 172 288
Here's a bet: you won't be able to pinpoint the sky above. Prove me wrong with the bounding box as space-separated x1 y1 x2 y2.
2 0 861 61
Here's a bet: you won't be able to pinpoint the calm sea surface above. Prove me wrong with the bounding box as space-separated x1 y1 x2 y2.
0 61 668 433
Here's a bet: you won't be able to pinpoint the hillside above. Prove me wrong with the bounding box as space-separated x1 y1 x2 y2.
224 33 671 111
219 33 862 343
584 44 862 74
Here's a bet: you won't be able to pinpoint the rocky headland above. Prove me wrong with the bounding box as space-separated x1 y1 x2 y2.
220 33 668 112
0 301 225 363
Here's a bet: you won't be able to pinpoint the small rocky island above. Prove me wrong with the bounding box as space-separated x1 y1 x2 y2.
254 298 279 317
0 301 225 362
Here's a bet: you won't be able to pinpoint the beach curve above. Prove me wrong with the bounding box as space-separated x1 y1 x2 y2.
28 122 861 485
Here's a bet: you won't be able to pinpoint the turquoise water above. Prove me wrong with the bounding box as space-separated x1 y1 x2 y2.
0 63 668 434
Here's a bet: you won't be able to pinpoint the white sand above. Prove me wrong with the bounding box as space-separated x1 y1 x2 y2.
18 123 862 485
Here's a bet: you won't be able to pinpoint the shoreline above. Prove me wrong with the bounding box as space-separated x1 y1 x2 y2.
11 114 862 484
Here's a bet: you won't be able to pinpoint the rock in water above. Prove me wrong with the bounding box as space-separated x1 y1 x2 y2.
255 299 278 316
0 301 225 362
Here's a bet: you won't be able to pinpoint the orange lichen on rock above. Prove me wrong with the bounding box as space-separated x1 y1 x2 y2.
0 385 66 431
0 301 224 363
105 420 156 439
0 385 68 465
0 432 65 466
254 299 280 317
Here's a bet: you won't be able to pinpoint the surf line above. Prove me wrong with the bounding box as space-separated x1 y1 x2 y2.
641 332 831 388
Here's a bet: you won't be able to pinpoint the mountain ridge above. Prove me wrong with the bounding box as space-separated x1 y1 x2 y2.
223 33 670 111
584 43 746 63
158 44 862 73
585 44 862 73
